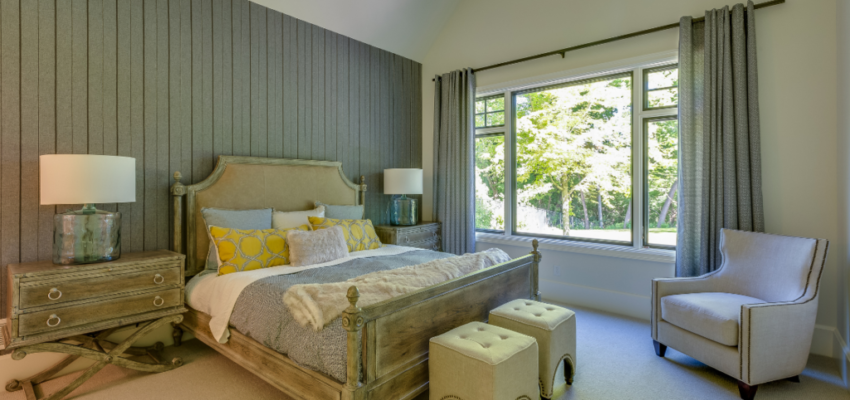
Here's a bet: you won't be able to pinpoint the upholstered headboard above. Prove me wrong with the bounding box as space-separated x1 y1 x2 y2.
171 156 366 276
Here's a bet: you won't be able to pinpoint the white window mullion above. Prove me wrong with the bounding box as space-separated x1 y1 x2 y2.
503 90 513 237
632 68 645 250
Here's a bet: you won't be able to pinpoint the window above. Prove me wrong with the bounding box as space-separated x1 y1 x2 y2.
475 133 505 231
514 73 633 243
645 117 678 248
474 58 679 251
644 65 678 110
475 95 505 128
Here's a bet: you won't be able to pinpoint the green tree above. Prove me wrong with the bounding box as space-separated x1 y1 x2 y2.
515 77 632 235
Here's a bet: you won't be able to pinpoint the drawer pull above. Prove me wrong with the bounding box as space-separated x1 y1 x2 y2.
48 288 62 301
153 296 164 307
153 274 165 284
46 314 61 327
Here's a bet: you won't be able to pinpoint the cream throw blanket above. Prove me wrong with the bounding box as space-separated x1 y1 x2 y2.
283 248 512 331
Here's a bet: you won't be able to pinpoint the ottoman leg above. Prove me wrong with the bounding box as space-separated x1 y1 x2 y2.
564 359 574 385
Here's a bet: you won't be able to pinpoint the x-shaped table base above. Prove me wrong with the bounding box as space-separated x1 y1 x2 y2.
5 314 184 400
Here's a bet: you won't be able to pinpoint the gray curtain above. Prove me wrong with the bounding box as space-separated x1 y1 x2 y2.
677 1 764 277
433 69 476 255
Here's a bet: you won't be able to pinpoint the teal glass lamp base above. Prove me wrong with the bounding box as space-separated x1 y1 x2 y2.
53 204 122 265
389 195 418 226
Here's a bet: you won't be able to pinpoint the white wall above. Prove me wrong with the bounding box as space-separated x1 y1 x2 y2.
422 0 842 357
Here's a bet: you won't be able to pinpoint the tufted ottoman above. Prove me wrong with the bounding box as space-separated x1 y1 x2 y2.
429 321 539 400
489 299 576 399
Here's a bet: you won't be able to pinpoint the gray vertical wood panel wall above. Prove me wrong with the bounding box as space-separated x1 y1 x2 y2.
0 0 423 319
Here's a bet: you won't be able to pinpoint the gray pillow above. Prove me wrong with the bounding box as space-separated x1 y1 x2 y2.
315 201 365 220
201 207 273 270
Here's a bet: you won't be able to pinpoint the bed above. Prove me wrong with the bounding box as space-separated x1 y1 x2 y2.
170 156 541 400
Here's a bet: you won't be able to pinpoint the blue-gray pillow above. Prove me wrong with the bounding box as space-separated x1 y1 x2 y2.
201 207 273 270
314 201 365 220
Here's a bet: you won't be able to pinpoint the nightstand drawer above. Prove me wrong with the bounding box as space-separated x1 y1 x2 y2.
397 228 439 245
407 239 440 252
19 265 181 309
18 288 182 337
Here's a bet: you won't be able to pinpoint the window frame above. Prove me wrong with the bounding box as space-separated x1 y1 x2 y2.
474 131 507 234
475 94 506 129
509 71 635 246
642 115 679 250
472 52 678 256
643 64 679 111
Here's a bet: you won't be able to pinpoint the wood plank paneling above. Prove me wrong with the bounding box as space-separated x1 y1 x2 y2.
282 14 297 158
297 19 310 159
0 0 422 319
1 0 22 316
312 25 324 161
20 0 39 263
130 0 145 253
38 0 56 261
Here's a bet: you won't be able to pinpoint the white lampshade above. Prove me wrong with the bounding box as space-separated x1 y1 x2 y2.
40 155 136 205
384 169 423 195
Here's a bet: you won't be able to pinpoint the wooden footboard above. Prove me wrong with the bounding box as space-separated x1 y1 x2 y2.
344 245 541 400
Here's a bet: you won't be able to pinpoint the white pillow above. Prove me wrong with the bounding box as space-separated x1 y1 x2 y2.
272 206 325 229
286 226 349 267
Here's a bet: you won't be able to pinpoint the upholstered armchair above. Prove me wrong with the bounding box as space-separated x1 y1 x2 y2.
651 229 829 400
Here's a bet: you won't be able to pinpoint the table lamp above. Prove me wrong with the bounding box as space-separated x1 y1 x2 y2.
384 168 423 226
40 155 136 265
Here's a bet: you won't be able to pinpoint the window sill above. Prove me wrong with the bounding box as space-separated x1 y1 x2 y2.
475 232 676 263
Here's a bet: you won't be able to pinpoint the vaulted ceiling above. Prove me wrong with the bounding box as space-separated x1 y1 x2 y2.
250 0 460 62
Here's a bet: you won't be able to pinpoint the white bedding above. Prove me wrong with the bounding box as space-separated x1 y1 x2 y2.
185 245 422 343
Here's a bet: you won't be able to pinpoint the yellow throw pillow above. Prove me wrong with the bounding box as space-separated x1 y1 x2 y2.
308 217 382 252
210 225 311 276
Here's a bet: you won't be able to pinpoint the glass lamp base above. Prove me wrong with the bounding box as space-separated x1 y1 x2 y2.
53 208 122 265
389 195 418 226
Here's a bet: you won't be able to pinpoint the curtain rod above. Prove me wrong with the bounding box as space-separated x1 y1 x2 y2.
432 0 783 82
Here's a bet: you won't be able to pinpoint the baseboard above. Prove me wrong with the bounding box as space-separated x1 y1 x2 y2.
540 278 650 321
811 325 836 358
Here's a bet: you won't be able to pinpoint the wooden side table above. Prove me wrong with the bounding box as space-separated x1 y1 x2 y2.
4 250 187 400
375 222 441 251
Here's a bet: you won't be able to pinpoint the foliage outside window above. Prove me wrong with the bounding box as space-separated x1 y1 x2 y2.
474 62 679 250
645 117 679 247
475 95 505 128
475 134 505 231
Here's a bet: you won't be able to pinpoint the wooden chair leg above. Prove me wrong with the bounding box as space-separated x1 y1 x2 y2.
653 340 667 357
564 359 574 385
737 381 758 400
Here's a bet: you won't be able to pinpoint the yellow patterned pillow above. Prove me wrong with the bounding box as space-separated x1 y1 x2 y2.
210 225 311 276
308 217 382 252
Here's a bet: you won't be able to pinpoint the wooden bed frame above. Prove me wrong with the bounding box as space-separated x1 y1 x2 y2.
170 156 540 400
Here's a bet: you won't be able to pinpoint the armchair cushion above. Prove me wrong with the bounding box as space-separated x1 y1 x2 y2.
661 292 766 346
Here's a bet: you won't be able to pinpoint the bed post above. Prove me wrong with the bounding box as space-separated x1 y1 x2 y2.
342 286 364 398
359 175 367 207
531 239 542 301
171 172 186 255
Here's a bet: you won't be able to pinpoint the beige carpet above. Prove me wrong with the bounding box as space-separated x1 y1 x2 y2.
1 305 847 400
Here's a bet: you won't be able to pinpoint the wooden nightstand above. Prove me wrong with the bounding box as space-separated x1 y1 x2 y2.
375 222 441 251
4 250 187 400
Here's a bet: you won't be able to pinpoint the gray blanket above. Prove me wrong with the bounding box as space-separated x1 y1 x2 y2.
229 249 453 382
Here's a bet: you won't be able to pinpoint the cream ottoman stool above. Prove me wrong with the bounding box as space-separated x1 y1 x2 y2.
489 299 576 399
429 321 539 400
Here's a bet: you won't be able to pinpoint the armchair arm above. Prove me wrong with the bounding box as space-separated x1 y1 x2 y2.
651 271 721 339
739 298 819 385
